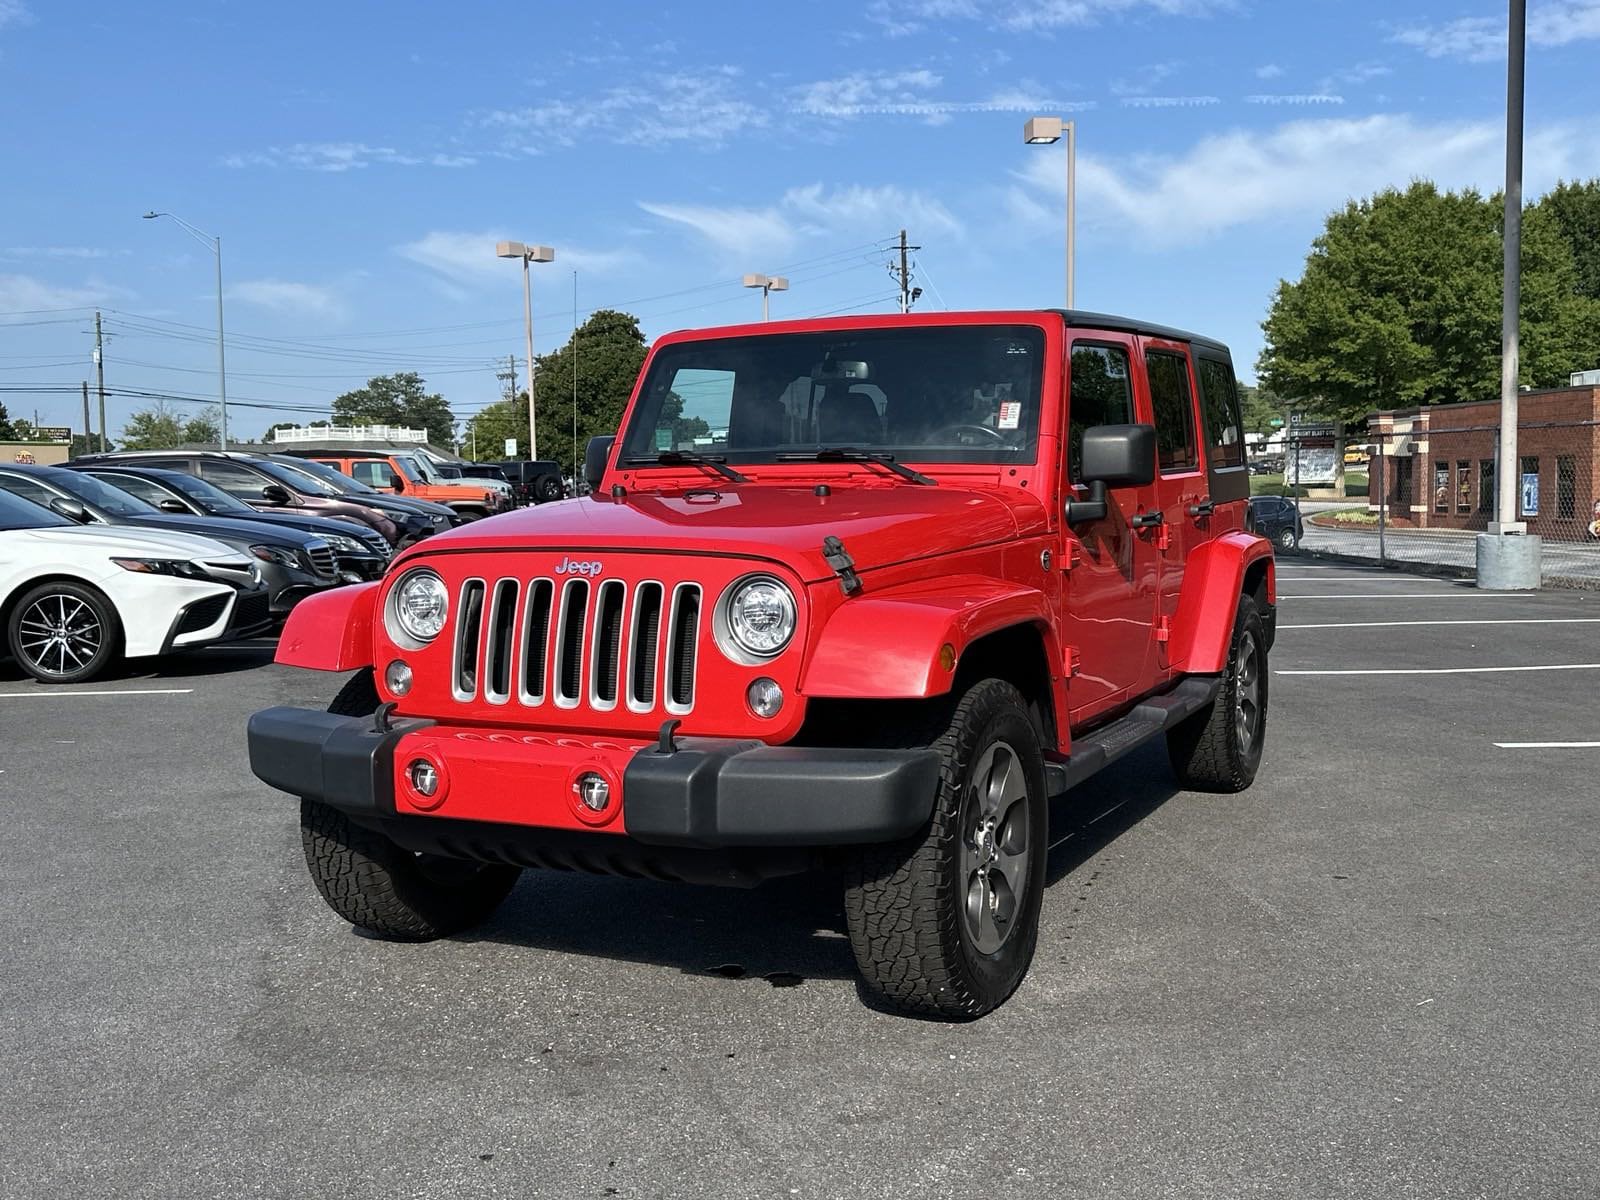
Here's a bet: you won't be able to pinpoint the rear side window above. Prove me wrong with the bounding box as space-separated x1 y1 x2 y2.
92 473 172 506
1068 343 1135 482
1196 358 1245 469
1145 350 1198 473
198 459 271 498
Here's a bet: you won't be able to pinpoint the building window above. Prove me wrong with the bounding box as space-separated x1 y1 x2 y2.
1479 460 1495 513
1394 456 1413 507
1519 456 1540 518
1557 456 1576 520
1457 461 1471 513
1434 461 1450 513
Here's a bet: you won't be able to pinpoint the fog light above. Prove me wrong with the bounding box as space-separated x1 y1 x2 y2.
407 759 438 797
747 677 784 719
385 659 413 696
575 771 611 812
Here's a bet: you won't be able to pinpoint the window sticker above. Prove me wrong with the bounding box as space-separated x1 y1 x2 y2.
997 400 1021 430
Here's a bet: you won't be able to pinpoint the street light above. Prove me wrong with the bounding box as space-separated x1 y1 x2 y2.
496 241 556 460
1023 116 1076 310
742 273 789 322
143 211 229 449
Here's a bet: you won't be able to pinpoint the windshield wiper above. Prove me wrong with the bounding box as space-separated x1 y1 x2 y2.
776 448 936 486
622 451 748 484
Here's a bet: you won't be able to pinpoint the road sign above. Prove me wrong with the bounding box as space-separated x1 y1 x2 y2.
1269 417 1284 428
503 438 517 457
31 426 72 443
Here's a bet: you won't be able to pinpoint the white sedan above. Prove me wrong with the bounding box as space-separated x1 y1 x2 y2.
1 487 261 684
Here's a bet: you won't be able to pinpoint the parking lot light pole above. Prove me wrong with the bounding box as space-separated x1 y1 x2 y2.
142 211 229 450
496 241 556 460
1024 116 1076 310
742 273 788 321
1477 0 1541 589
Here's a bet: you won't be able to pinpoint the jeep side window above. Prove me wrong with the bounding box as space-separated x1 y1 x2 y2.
1145 350 1199 474
352 461 394 488
1067 343 1134 482
1197 357 1245 469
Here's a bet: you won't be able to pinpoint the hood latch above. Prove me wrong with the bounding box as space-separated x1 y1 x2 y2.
822 535 862 596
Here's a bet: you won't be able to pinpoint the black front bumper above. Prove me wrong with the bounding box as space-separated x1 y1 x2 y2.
246 707 941 849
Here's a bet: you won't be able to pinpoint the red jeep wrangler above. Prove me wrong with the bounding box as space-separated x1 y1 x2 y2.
248 311 1274 1018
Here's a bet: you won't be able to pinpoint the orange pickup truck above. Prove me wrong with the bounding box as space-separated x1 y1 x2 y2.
300 451 505 521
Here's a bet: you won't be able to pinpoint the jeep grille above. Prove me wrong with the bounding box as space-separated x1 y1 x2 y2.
451 576 701 715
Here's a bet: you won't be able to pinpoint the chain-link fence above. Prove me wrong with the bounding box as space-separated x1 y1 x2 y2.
1256 404 1600 586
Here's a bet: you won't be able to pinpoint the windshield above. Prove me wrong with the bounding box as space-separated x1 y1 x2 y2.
61 470 160 516
0 487 70 530
619 324 1045 467
160 472 254 514
255 458 339 497
395 456 428 483
274 457 367 493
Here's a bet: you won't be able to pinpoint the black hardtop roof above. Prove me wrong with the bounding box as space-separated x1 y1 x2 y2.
1044 309 1231 356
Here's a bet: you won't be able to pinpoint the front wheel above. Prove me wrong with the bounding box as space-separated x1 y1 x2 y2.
843 679 1047 1019
298 670 522 940
1275 526 1298 552
1167 595 1268 792
6 581 121 684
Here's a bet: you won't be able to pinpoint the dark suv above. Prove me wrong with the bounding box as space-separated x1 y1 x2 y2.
73 451 403 546
490 459 566 505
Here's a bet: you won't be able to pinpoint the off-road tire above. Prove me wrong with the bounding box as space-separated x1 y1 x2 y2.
1167 595 1268 793
6 580 122 684
299 669 522 940
843 679 1048 1020
534 474 564 504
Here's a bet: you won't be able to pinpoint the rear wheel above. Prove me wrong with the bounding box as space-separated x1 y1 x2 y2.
299 669 522 940
843 679 1047 1019
6 581 121 684
1167 595 1268 792
1275 525 1298 552
534 474 564 504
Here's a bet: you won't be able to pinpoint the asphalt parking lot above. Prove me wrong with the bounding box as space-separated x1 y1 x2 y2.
4 567 1598 1200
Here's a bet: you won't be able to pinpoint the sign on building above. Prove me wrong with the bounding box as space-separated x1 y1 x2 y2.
33 426 73 443
1521 471 1540 517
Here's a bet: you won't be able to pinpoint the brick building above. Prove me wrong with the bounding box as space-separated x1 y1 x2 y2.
1367 386 1600 540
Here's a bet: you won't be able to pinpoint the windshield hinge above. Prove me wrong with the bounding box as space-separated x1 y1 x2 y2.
822 535 862 596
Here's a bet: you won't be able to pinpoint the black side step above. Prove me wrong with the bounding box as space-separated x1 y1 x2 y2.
1043 676 1221 798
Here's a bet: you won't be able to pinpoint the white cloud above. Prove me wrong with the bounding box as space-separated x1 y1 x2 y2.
479 68 763 149
0 1 31 30
227 279 344 318
1255 63 1284 80
867 0 1230 35
221 143 476 171
639 184 962 264
1120 95 1220 108
1392 1 1600 61
1009 112 1600 247
396 230 632 291
792 69 944 115
0 273 124 316
1111 61 1179 97
1245 94 1345 106
1 246 109 260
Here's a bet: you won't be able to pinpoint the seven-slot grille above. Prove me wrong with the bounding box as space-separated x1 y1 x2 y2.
305 543 337 578
451 577 702 714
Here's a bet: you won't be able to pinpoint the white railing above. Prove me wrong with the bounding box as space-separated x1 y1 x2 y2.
270 425 428 444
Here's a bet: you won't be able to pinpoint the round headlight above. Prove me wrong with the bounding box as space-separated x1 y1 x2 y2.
391 569 449 643
724 575 796 658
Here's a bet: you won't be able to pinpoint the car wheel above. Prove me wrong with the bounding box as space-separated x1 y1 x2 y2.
298 669 522 940
534 475 564 504
1167 595 1268 793
843 679 1047 1019
1275 525 1298 552
6 581 121 684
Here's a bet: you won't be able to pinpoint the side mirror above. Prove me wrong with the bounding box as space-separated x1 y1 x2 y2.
1066 424 1157 524
260 483 292 506
157 498 188 514
584 436 615 494
388 472 405 493
49 497 91 524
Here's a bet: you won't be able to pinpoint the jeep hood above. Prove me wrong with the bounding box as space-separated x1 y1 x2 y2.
410 484 1045 581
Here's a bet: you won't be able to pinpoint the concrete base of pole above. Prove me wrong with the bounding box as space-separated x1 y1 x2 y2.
1475 533 1542 590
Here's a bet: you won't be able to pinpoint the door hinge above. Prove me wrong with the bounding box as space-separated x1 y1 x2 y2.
1155 616 1172 644
1061 541 1081 572
1065 646 1082 677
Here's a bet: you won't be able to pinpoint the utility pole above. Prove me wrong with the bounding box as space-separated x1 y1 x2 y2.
94 311 107 453
81 382 90 453
894 229 922 314
497 354 519 404
573 270 580 487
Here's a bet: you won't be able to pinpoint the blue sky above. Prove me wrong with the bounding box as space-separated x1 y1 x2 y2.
2 0 1598 441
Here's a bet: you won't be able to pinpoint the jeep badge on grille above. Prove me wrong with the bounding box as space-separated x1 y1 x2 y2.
555 557 603 577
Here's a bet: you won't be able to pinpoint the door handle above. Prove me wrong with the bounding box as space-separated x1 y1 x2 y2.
1187 500 1215 518
1129 510 1164 529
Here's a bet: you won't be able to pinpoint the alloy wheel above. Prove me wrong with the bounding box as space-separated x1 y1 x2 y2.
17 593 104 680
1235 632 1262 754
959 740 1033 955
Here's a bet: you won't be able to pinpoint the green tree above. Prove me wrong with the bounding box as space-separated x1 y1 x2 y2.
1536 179 1600 301
182 406 221 445
120 403 186 450
1237 381 1285 436
332 373 455 447
0 402 13 440
69 433 113 458
466 310 648 472
1260 183 1600 426
9 418 36 440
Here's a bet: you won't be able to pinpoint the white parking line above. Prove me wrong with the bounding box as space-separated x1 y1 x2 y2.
1281 618 1600 630
0 688 195 699
1494 741 1600 749
1277 663 1600 676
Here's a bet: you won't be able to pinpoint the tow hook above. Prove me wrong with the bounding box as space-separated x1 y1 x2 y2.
656 718 682 755
371 701 398 734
